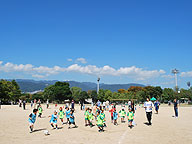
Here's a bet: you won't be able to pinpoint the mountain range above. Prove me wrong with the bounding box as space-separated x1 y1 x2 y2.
11 79 145 92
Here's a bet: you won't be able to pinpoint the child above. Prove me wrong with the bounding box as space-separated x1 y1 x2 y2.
88 109 95 127
38 105 43 118
119 107 126 123
101 109 107 127
68 110 78 129
96 111 104 132
49 110 58 129
113 109 118 125
65 107 71 124
28 109 38 133
127 108 134 129
58 107 65 125
84 108 89 126
109 106 115 123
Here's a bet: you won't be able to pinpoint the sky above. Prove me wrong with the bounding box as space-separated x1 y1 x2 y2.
0 0 192 89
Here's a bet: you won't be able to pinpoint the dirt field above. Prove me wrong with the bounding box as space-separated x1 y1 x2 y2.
0 104 192 144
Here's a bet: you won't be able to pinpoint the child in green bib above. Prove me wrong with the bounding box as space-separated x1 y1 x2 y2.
38 105 43 118
96 111 104 132
88 109 95 127
127 108 134 128
84 108 89 126
58 107 65 125
119 107 126 123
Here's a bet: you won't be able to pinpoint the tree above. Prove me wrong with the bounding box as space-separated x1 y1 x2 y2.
43 81 72 103
91 90 97 103
79 91 89 103
97 89 106 102
161 88 175 102
0 79 21 102
144 86 162 100
118 89 127 94
11 80 21 101
105 90 113 101
70 87 82 102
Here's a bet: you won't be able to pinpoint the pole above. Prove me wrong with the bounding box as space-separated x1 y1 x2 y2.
97 77 100 94
97 80 99 94
175 73 178 88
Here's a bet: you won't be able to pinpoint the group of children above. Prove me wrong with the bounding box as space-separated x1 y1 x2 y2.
84 107 107 132
109 106 135 128
29 104 135 133
28 106 77 133
83 105 135 132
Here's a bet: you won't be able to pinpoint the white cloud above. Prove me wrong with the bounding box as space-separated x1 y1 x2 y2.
76 58 87 64
0 61 166 80
32 74 46 78
67 59 73 62
161 74 174 78
181 71 192 77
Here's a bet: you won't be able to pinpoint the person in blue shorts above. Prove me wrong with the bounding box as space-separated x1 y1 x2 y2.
65 107 71 124
28 109 38 133
68 110 78 129
113 109 118 125
154 100 160 114
49 110 58 129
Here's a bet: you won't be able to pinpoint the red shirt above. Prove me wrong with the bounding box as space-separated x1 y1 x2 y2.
109 108 116 116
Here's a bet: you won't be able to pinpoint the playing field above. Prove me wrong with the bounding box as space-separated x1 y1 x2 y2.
0 104 192 144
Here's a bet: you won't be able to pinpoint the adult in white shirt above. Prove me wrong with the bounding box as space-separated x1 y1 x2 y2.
144 98 153 125
103 102 106 110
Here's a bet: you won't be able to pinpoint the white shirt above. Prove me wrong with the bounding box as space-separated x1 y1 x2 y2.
144 101 153 112
128 101 131 106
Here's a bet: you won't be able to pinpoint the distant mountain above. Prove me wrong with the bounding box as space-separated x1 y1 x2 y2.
8 79 145 92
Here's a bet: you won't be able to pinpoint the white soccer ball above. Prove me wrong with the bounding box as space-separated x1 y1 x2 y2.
44 130 49 135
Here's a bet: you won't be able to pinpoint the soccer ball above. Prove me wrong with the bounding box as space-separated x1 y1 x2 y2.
44 130 49 135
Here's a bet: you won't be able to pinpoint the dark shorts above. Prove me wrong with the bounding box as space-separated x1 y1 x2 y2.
128 119 133 122
69 121 75 125
97 124 103 127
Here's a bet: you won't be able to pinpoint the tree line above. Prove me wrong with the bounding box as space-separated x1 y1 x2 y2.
0 79 192 104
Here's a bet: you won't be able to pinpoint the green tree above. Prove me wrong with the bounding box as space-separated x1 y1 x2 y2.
91 90 97 103
97 89 106 102
79 91 89 103
162 88 175 102
43 81 72 103
0 79 21 102
105 90 113 101
11 80 21 101
70 87 82 102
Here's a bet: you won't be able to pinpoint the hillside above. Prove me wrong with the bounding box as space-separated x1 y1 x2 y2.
10 79 145 92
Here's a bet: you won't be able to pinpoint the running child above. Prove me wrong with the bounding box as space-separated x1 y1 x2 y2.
84 108 89 126
101 109 107 127
65 107 71 124
127 108 134 129
96 110 104 132
68 110 78 129
58 107 65 125
88 109 95 127
109 106 115 123
38 105 43 118
119 107 126 123
28 109 38 133
113 109 118 125
49 110 58 129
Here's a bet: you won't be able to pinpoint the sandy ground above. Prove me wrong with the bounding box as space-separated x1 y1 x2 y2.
0 104 192 144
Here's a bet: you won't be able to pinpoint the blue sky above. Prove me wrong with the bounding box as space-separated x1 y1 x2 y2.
0 0 192 89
